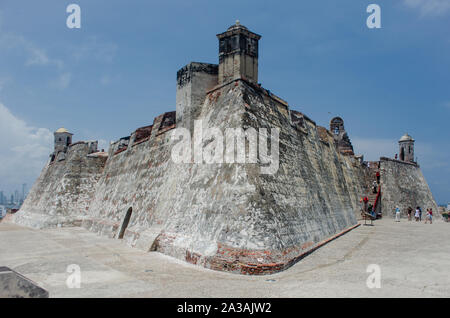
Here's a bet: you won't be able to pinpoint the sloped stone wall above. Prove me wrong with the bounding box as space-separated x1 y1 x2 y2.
380 157 438 218
155 80 368 274
13 143 107 229
81 128 176 246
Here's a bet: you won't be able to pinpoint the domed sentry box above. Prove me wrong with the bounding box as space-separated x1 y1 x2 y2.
0 267 49 298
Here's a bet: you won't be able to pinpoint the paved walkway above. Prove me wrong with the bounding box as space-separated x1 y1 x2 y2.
0 217 448 297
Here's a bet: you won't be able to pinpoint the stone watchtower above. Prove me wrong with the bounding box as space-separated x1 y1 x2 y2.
176 21 261 132
398 133 415 163
216 21 261 84
54 127 73 154
330 117 354 155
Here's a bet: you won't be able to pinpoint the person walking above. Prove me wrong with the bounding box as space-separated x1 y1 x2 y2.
363 196 369 213
395 206 401 222
372 181 378 194
418 206 422 221
415 207 420 222
407 207 412 221
376 171 380 184
425 208 433 224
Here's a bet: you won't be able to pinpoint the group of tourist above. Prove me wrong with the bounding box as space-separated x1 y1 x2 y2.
395 206 433 223
360 171 382 220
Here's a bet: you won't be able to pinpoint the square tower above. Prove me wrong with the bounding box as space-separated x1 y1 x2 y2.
176 62 218 131
216 21 261 84
54 128 73 154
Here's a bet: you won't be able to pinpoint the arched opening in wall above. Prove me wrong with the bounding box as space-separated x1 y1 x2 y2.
400 147 405 161
118 207 132 239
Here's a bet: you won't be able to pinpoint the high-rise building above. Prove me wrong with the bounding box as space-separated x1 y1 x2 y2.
22 184 27 202
14 190 19 204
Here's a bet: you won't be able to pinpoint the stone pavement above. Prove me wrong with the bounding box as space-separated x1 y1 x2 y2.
0 217 448 297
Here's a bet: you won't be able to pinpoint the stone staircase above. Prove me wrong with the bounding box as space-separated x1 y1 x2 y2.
361 162 382 219
368 191 380 211
367 170 381 218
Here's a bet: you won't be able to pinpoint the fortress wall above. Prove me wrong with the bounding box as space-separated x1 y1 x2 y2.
83 82 260 255
380 158 438 218
12 79 369 275
13 143 107 229
226 81 363 248
149 80 368 274
81 128 177 247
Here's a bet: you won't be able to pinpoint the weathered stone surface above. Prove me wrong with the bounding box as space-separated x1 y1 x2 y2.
0 267 49 298
13 142 107 229
380 157 438 218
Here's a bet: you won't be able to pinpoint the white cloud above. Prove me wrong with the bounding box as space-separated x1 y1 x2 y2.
0 102 52 192
72 36 118 63
0 33 66 89
403 0 450 16
0 33 64 69
51 72 72 89
25 46 50 66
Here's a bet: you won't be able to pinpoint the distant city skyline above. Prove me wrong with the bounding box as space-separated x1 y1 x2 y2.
0 183 27 207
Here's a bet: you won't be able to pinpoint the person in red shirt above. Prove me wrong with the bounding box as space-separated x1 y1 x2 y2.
363 196 369 213
376 171 380 184
425 208 433 224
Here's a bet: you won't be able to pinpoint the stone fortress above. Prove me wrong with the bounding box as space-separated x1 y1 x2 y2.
13 22 438 275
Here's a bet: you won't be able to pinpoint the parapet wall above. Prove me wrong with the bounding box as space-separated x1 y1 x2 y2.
14 142 107 228
380 157 438 218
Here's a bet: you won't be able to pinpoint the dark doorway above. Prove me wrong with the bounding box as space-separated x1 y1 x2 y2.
400 147 405 161
118 207 132 239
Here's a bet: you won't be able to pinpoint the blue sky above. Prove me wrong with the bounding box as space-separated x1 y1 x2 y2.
0 0 449 204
